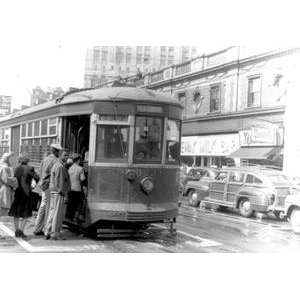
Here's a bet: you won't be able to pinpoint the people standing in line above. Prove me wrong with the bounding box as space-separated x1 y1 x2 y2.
8 155 39 238
65 154 85 222
44 151 70 240
0 152 18 217
33 144 62 236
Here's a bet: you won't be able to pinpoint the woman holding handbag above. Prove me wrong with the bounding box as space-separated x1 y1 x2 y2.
8 155 39 238
0 152 18 217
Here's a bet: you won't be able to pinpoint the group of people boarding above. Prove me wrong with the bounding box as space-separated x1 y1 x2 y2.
0 143 86 240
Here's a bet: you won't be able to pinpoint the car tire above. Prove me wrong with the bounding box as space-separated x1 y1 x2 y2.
238 198 254 218
274 211 284 220
188 190 200 207
290 208 300 234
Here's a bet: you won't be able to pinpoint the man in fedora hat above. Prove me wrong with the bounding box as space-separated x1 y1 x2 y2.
33 143 62 235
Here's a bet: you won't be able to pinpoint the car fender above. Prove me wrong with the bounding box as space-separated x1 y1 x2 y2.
234 186 269 208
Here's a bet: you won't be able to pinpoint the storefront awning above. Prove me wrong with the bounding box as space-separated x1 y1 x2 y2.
228 147 280 159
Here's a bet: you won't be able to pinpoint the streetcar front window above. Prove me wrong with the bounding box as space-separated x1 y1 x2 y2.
166 120 180 164
95 125 129 162
133 116 163 163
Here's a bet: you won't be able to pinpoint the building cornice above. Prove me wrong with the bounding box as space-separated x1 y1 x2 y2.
144 48 300 89
183 106 285 123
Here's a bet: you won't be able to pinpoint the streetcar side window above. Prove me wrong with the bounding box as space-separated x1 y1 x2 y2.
133 116 163 163
166 119 180 164
95 125 129 162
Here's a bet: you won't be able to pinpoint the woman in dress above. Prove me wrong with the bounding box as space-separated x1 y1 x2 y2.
8 155 39 238
0 152 18 217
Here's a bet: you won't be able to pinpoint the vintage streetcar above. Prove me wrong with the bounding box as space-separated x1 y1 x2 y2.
0 87 183 237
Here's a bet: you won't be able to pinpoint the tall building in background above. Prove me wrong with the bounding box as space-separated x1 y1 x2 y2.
0 95 11 116
84 46 200 88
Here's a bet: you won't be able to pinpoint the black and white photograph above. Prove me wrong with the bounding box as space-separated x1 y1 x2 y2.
0 0 300 299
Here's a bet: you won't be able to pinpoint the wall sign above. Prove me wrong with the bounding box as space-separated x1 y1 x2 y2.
239 125 279 146
181 134 239 156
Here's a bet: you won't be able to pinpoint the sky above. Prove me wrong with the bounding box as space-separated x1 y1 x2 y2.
0 0 299 109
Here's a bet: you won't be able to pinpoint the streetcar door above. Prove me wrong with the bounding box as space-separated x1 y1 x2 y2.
10 125 20 167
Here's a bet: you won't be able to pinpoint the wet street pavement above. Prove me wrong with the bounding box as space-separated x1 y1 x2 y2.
0 202 299 253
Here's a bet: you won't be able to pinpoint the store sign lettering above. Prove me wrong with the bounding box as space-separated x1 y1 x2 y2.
239 126 278 146
181 134 239 156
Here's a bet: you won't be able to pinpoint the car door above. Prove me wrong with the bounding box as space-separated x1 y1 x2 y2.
226 171 245 204
209 170 228 202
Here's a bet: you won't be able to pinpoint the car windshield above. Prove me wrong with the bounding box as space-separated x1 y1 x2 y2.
268 174 290 185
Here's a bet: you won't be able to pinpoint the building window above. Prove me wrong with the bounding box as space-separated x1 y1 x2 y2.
247 76 261 107
126 47 132 64
177 92 186 104
209 85 221 112
93 48 100 64
178 92 187 118
116 47 124 64
101 48 108 64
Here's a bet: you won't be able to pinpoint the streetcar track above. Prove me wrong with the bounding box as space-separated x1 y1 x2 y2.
179 204 287 229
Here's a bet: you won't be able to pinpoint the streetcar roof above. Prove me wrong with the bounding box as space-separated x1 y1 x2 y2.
62 87 181 105
0 87 182 124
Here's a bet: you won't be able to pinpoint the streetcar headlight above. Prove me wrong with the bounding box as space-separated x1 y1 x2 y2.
140 177 154 195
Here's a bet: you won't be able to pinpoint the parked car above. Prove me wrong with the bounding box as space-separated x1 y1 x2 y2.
182 167 218 207
202 167 297 218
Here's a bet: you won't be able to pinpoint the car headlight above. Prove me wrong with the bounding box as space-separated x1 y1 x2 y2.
140 176 154 195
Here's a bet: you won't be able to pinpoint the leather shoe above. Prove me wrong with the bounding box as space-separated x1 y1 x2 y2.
45 234 51 240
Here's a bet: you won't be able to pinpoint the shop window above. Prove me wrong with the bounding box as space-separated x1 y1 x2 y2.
209 84 221 112
95 125 129 162
166 120 180 164
247 76 261 107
